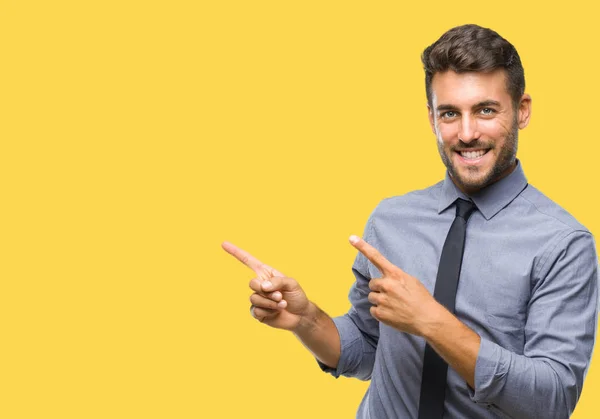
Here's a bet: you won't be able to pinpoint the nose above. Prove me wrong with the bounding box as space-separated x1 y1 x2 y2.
458 115 479 143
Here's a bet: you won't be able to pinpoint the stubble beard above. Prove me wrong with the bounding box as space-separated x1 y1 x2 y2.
437 120 519 193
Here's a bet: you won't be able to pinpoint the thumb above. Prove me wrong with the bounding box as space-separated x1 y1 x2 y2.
261 276 299 293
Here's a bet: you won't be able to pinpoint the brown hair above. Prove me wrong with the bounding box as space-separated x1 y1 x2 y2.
422 24 525 108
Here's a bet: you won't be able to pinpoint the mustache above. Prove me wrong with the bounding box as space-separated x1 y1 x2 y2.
452 140 493 150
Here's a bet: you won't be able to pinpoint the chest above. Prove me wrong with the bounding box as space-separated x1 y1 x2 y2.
368 211 544 353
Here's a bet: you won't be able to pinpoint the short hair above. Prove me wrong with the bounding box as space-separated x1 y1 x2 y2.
421 24 525 108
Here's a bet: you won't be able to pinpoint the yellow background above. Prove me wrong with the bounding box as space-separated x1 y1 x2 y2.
1 0 599 417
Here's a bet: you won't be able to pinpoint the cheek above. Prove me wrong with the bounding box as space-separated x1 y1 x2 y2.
479 119 511 138
435 123 457 145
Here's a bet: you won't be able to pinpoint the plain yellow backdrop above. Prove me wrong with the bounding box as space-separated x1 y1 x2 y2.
1 0 599 418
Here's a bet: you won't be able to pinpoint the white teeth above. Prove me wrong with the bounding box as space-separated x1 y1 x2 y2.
460 150 486 159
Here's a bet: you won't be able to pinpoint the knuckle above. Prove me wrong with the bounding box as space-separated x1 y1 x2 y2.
391 270 404 281
268 291 282 301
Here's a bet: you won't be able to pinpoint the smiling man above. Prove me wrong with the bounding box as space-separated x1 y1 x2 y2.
223 24 598 418
429 69 525 195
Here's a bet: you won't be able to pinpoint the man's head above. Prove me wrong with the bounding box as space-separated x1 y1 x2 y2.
422 24 531 195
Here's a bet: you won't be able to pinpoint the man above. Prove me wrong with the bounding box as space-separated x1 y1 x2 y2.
222 24 598 418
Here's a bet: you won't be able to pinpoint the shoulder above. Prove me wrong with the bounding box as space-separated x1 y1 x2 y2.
371 180 443 217
518 184 591 234
517 185 596 279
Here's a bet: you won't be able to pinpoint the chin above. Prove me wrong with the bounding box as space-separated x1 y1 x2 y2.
453 169 493 192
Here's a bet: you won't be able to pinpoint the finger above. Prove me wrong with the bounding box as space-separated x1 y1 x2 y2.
269 291 283 302
260 276 298 293
251 306 279 322
349 235 397 275
250 293 287 310
369 305 380 320
222 241 267 272
368 291 381 306
222 241 285 278
368 278 385 292
249 278 263 293
260 264 285 279
248 279 283 301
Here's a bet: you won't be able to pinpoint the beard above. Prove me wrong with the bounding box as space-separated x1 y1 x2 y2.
437 119 519 193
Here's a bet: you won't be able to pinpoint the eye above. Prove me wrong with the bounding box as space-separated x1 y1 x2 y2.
480 108 495 115
441 111 457 119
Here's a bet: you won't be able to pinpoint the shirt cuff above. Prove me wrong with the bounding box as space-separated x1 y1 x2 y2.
468 337 510 403
316 315 365 378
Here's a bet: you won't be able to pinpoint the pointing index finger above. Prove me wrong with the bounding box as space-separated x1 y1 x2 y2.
221 241 284 278
349 235 396 275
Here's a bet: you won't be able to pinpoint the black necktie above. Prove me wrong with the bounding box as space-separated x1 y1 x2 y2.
418 198 476 419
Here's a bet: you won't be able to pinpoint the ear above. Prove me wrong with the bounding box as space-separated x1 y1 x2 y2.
427 103 436 134
517 94 532 129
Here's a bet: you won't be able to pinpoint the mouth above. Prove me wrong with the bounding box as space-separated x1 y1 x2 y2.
454 148 491 164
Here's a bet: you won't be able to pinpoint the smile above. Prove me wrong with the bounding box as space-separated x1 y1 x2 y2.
454 149 491 164
457 149 489 159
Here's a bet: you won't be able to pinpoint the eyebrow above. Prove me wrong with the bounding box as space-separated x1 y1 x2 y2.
436 100 502 112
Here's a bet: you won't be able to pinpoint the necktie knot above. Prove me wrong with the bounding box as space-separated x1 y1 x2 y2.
455 198 476 221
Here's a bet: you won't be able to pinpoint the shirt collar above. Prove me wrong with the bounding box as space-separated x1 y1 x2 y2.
437 160 528 220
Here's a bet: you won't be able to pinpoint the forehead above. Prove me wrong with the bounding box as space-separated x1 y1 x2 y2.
430 69 512 107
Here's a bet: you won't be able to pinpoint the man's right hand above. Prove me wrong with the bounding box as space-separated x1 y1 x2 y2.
221 241 310 331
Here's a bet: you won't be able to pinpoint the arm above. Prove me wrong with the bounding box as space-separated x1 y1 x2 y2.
464 231 599 418
316 216 380 381
261 264 379 380
222 241 341 366
351 230 599 419
222 238 377 377
292 302 341 369
421 306 480 389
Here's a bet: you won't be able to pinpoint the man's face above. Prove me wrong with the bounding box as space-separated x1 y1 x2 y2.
427 70 531 194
